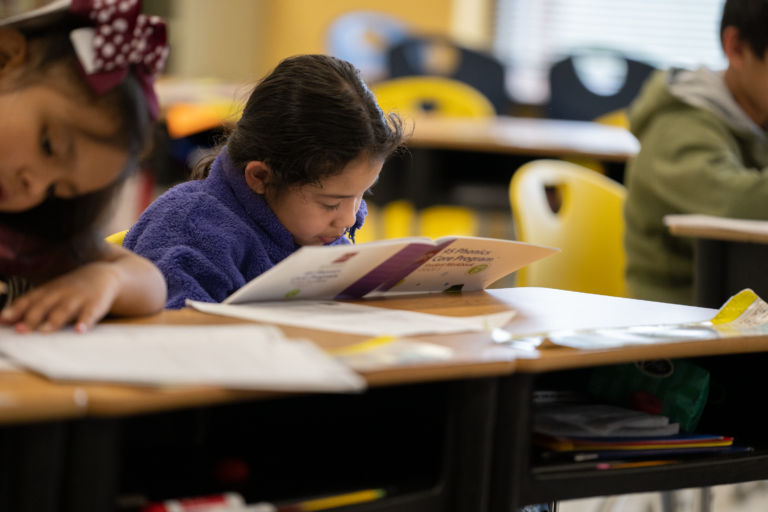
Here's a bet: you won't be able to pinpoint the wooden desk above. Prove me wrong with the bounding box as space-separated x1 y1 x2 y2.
7 287 766 512
485 289 768 510
409 117 639 163
666 214 768 308
5 291 521 512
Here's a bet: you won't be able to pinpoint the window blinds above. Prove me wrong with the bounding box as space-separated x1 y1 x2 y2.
494 0 727 103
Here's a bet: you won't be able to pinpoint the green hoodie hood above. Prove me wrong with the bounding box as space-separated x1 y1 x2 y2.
630 67 766 143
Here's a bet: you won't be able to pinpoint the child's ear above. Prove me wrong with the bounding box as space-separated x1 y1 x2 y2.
0 29 27 77
244 161 271 195
722 26 747 69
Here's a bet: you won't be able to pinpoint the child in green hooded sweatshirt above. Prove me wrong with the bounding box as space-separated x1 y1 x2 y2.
624 0 768 306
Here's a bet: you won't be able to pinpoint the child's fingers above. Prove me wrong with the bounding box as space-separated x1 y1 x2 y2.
17 292 71 332
74 301 110 334
38 298 86 333
1 294 31 324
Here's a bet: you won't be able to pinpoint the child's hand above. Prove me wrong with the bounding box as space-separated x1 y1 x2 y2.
0 262 122 333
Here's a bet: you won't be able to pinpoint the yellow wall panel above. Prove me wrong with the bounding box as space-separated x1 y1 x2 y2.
260 0 454 75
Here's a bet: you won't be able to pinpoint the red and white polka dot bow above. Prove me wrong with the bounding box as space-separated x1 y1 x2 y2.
68 0 168 119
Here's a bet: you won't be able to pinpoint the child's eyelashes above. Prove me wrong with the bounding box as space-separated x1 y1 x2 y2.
322 203 341 212
40 127 53 157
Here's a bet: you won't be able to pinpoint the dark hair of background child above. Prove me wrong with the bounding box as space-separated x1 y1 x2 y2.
720 0 768 58
192 54 408 198
0 20 153 279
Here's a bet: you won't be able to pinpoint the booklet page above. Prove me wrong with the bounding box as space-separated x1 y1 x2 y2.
225 241 415 304
189 300 516 337
374 237 560 295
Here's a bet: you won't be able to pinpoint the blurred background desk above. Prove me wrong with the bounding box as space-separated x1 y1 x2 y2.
408 116 639 163
385 116 638 209
667 215 768 308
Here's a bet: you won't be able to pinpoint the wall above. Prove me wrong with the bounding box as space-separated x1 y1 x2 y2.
169 0 269 83
259 0 453 77
168 0 494 81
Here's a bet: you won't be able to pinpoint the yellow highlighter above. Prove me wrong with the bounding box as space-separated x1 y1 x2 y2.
326 336 396 357
276 489 386 512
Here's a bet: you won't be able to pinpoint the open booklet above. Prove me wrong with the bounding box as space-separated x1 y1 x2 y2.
224 236 559 304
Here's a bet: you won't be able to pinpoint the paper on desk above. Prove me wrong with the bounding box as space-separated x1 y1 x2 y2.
187 299 516 337
664 214 768 236
497 288 768 350
0 355 20 372
0 324 365 392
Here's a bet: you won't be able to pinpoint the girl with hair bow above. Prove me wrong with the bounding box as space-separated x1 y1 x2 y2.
0 0 168 332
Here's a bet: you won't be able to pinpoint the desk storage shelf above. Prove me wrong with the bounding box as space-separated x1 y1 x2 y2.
526 451 768 504
490 353 768 511
60 378 497 512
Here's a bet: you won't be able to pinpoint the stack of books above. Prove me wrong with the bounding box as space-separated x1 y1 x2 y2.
532 402 750 472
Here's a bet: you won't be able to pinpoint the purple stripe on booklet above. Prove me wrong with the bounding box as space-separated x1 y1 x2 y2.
336 241 454 299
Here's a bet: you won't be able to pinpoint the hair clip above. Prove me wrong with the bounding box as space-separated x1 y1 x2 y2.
1 0 168 119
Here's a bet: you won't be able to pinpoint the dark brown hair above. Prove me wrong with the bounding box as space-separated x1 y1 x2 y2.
192 54 408 198
721 0 768 59
0 20 153 276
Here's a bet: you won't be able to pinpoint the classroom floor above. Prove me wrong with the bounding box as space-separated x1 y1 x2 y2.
560 482 768 512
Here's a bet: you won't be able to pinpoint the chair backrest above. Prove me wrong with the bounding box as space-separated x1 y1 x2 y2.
106 229 129 246
325 11 408 83
387 37 510 114
353 203 380 244
382 200 416 239
510 160 627 297
357 201 478 243
419 205 478 239
548 55 655 121
371 76 495 119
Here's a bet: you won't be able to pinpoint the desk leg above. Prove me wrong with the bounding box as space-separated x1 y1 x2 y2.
0 422 65 512
661 491 677 512
63 418 120 512
407 148 444 209
488 373 536 512
446 378 498 512
694 239 727 309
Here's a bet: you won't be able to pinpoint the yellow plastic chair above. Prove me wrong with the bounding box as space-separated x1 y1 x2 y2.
354 203 380 243
371 76 495 119
166 101 243 139
564 109 629 174
595 108 630 130
419 205 478 239
510 160 627 297
382 200 416 239
106 230 129 246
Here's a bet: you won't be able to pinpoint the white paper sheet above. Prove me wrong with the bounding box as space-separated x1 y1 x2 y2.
497 289 768 351
0 325 365 392
0 355 20 372
188 300 516 337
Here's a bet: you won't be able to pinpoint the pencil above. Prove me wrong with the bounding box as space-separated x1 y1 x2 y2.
597 460 677 470
276 489 386 512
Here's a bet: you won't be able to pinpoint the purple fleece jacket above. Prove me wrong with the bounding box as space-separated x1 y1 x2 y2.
124 148 366 309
